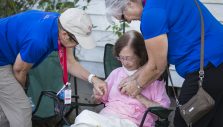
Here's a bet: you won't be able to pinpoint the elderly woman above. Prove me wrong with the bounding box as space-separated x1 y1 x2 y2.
73 30 170 127
105 0 223 127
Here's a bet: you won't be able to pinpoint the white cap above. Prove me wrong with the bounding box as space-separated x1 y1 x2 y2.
59 8 96 49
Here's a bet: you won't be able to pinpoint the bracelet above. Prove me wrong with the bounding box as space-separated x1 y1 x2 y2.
88 74 96 84
136 79 143 89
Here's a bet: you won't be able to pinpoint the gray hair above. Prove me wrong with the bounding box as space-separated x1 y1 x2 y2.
105 0 129 23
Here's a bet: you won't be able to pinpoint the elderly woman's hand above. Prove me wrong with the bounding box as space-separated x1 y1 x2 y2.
119 77 142 97
91 88 104 104
92 77 108 96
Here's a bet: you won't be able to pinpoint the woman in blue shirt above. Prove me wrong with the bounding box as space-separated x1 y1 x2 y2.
105 0 223 126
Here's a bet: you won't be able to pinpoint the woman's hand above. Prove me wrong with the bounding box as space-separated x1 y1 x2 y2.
119 77 142 97
92 77 108 96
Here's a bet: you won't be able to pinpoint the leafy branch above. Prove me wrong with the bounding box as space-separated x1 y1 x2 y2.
106 22 129 37
0 0 91 17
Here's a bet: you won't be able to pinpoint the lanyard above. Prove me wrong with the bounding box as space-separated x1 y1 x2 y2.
142 0 146 6
58 40 68 85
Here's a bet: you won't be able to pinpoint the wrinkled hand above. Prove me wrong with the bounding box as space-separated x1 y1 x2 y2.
92 77 108 96
119 77 141 97
91 88 104 104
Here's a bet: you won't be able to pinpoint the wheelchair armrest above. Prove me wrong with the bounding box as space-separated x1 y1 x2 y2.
140 107 172 127
148 107 172 119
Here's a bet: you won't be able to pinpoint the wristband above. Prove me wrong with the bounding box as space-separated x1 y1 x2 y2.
88 74 96 84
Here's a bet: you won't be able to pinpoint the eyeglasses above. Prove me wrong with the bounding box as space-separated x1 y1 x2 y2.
120 6 127 22
58 20 79 45
116 56 136 62
66 31 79 45
120 13 127 22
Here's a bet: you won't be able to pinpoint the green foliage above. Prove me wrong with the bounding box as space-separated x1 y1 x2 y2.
0 0 35 17
0 0 90 18
106 22 129 37
37 0 80 13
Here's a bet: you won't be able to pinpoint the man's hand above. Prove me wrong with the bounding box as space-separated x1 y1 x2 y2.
119 77 141 97
13 53 32 87
92 77 108 96
91 88 104 104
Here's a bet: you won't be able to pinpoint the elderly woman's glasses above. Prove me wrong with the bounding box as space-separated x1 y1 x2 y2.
116 56 136 62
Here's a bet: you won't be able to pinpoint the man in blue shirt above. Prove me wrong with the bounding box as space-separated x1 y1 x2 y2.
105 0 223 127
0 8 107 127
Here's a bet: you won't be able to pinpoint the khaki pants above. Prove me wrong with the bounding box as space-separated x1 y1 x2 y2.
0 65 32 127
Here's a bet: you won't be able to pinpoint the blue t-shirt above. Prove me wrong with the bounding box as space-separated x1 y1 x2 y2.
0 10 59 67
140 0 223 77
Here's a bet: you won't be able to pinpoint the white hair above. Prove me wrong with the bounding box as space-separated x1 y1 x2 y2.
105 0 130 23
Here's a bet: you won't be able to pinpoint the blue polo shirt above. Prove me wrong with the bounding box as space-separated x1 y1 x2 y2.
140 0 223 77
0 10 59 67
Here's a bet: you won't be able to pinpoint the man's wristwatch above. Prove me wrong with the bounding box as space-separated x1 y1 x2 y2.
88 74 96 84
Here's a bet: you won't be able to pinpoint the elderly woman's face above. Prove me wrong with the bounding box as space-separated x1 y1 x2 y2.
118 46 140 71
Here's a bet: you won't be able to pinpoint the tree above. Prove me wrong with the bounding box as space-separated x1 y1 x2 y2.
0 0 89 18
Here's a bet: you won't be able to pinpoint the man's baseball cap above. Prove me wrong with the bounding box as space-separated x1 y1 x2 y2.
59 8 96 49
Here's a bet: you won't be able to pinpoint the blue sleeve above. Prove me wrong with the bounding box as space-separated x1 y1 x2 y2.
140 8 168 39
20 37 47 64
